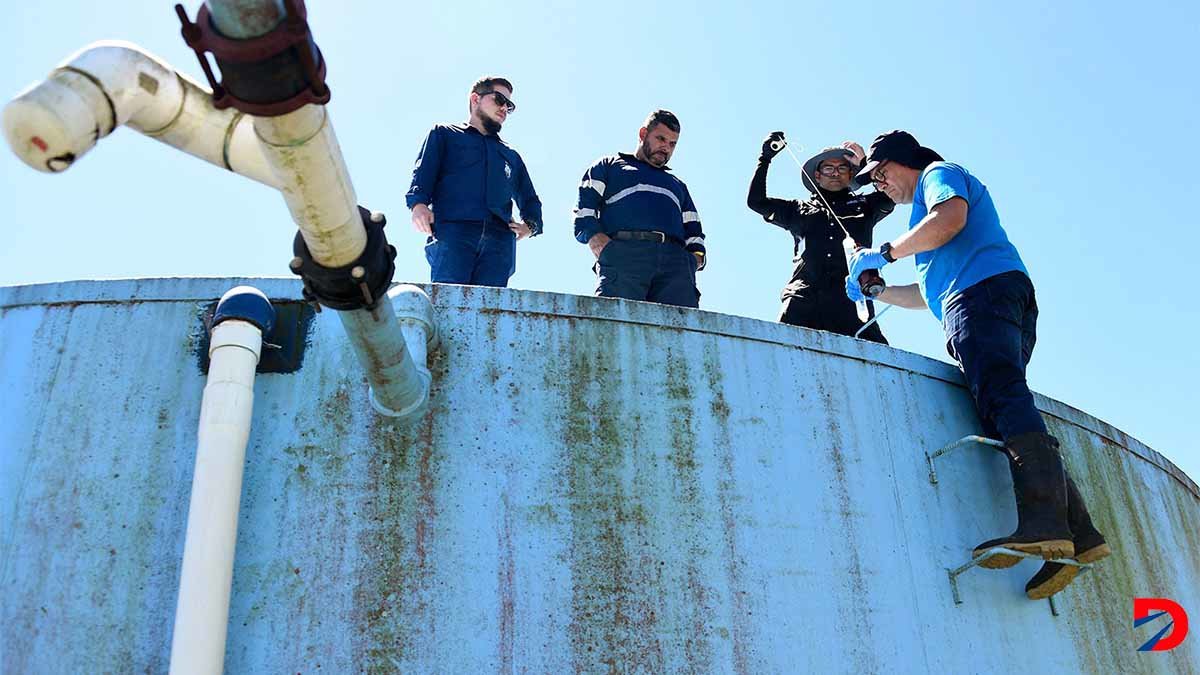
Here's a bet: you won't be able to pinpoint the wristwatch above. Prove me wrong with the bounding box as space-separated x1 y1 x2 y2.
880 241 895 263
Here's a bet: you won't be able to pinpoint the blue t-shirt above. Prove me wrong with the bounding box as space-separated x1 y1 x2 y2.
911 162 1027 320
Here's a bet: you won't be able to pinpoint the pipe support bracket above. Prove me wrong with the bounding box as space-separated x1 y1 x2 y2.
174 0 329 117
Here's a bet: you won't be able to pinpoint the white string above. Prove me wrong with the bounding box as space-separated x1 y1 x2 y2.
854 303 893 338
777 137 883 325
781 142 854 241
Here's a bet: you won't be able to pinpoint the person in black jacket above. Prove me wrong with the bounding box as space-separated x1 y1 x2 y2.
746 132 893 344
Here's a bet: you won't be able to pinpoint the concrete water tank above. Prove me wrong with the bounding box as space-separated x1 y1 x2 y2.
1 278 1196 673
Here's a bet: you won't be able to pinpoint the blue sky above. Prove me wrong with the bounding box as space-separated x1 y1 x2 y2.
1 1 1197 482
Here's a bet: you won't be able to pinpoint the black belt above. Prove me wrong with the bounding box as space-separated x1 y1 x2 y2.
612 230 685 247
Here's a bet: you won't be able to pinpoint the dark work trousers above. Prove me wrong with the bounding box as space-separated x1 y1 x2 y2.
594 239 700 308
779 288 888 345
425 219 516 287
943 270 1047 442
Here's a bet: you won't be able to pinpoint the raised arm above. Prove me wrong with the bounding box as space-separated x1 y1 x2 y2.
746 132 804 235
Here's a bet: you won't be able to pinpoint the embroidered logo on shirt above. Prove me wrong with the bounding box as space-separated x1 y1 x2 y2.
504 162 512 180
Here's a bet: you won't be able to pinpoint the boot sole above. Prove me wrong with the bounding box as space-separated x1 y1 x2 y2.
973 539 1076 569
1025 543 1113 600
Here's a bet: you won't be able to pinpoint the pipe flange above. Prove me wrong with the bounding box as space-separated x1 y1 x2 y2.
174 0 330 117
289 207 396 312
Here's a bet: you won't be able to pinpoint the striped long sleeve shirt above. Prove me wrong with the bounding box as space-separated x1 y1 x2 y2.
573 152 706 265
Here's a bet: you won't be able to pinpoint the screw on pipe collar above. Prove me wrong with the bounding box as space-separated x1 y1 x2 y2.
214 285 277 334
290 206 396 311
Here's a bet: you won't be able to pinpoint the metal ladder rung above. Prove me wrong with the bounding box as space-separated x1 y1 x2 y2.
946 546 1095 606
928 435 1094 612
926 435 1005 484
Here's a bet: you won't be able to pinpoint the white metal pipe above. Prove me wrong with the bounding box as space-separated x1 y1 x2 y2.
203 0 431 416
201 0 364 266
253 106 365 266
169 318 264 675
339 285 437 420
4 4 432 420
355 283 437 420
2 41 278 188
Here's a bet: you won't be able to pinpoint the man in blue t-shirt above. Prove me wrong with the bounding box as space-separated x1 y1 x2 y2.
406 76 543 288
844 131 1110 600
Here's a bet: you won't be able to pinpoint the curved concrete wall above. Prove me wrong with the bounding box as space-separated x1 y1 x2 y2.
1 278 1196 673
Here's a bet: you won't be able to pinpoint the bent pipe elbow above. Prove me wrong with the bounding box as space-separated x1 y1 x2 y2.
339 285 437 422
368 284 438 421
3 40 277 187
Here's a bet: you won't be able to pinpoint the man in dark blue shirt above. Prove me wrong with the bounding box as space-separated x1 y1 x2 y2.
574 110 706 308
406 76 543 287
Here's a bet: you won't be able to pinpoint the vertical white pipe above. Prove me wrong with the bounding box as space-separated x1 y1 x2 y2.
169 319 264 675
343 285 436 420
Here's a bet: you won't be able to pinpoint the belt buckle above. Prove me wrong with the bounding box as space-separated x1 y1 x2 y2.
652 231 666 243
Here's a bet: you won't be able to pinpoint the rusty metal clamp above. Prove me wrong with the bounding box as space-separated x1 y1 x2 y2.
174 0 330 116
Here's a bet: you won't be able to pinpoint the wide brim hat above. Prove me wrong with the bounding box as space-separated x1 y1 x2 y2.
802 148 856 190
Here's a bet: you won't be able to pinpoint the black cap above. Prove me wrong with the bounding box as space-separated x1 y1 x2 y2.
854 130 922 187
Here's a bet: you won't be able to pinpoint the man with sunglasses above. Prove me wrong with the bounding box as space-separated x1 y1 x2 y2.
845 130 1109 601
746 133 893 344
574 110 706 308
406 76 543 287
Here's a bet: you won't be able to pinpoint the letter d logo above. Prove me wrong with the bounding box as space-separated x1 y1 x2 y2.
1134 598 1189 652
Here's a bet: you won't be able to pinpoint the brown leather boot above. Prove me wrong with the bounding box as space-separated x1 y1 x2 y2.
972 432 1074 569
1025 474 1112 599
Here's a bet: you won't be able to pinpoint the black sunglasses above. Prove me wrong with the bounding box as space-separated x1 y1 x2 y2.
479 90 516 113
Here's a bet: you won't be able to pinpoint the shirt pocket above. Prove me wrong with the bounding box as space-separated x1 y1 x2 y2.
443 134 485 172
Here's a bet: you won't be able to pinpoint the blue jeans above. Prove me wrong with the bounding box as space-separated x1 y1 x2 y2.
943 271 1046 441
594 239 700 308
425 220 516 287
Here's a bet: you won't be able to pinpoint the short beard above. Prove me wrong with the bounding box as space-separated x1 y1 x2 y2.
480 114 502 135
639 140 667 166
